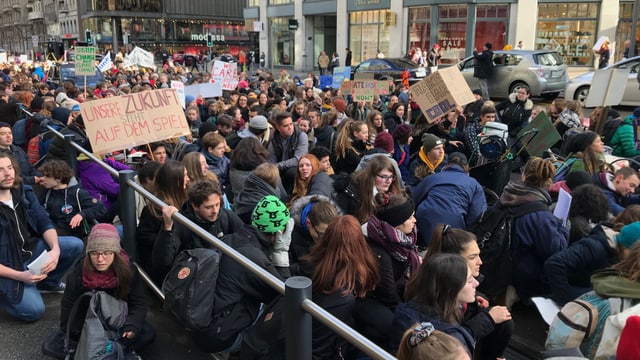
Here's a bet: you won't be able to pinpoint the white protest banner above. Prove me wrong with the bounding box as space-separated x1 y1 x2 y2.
211 60 238 90
97 51 113 73
122 46 156 69
79 88 190 154
409 66 474 123
171 80 186 109
184 81 223 99
351 80 376 102
75 47 96 76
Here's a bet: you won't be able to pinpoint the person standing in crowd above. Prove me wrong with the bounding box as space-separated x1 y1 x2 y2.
318 51 330 75
598 39 611 69
329 52 340 75
462 105 498 166
473 43 494 100
345 48 352 67
0 153 83 321
427 44 442 73
623 39 638 59
268 111 309 194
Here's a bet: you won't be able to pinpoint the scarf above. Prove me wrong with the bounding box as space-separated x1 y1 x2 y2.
500 181 551 207
81 251 130 290
367 215 421 278
418 146 444 173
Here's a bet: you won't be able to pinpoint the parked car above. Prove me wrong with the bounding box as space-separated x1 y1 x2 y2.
456 50 568 98
564 55 640 107
46 63 106 89
216 54 236 63
350 58 428 84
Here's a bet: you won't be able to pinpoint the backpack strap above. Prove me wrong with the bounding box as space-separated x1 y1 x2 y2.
64 291 96 356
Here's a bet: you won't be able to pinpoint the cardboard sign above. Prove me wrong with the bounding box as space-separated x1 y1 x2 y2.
585 68 630 107
122 46 156 69
409 66 474 123
332 67 351 89
341 80 352 95
352 80 375 102
171 80 186 109
211 60 238 90
79 88 190 154
375 80 392 96
184 81 222 99
75 47 96 76
517 111 561 157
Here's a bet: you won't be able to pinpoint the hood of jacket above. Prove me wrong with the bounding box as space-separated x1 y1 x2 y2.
289 194 342 227
591 268 640 300
499 181 552 207
507 92 534 111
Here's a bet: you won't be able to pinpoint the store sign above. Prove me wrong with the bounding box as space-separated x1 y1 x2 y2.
288 19 298 30
347 0 390 12
190 33 225 42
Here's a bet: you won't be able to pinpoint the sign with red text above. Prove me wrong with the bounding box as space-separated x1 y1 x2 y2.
171 80 186 109
409 66 474 123
211 60 238 90
352 80 375 102
79 88 190 154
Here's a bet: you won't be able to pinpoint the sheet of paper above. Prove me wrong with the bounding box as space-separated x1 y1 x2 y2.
532 297 561 326
27 250 49 275
553 188 572 227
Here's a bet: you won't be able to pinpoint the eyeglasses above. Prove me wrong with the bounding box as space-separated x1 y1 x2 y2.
376 174 396 181
89 251 115 258
311 223 325 239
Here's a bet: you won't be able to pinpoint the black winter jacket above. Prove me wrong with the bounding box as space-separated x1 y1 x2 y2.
40 185 106 238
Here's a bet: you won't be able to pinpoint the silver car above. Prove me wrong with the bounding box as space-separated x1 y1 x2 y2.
565 55 640 107
456 50 568 98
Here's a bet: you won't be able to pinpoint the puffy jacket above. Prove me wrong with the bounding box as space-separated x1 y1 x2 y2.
77 158 130 214
610 115 640 158
544 224 619 305
412 165 486 245
495 93 533 137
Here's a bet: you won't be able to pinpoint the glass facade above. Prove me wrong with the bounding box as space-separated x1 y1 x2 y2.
616 2 640 61
89 0 162 12
408 6 431 53
535 3 599 66
349 10 389 64
270 17 295 66
474 5 508 53
437 5 468 64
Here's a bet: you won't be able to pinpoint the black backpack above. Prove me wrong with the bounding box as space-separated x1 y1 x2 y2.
468 202 549 299
601 118 623 146
162 248 221 330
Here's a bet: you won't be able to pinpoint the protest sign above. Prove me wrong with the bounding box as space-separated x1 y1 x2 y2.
341 80 352 95
517 111 561 157
184 81 223 99
375 80 392 96
79 89 190 154
352 80 375 102
332 67 351 89
585 68 630 108
122 46 156 69
211 60 238 90
171 80 186 109
409 66 474 123
75 47 96 76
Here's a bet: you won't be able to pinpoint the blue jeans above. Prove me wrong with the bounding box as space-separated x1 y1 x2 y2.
0 236 84 322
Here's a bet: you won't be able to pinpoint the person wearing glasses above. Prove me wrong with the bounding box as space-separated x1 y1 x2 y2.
495 86 533 140
60 224 154 353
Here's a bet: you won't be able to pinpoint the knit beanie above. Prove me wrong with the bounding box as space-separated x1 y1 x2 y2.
332 98 346 113
393 124 413 143
252 195 291 233
86 223 121 255
617 315 640 360
31 97 45 111
421 133 443 153
568 131 598 154
616 222 640 249
375 196 415 227
374 131 394 153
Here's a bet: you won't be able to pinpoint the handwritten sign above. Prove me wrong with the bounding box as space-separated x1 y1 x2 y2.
341 80 352 95
375 80 392 96
75 47 96 76
352 80 375 102
171 81 186 109
332 67 351 89
211 60 238 90
410 66 474 123
184 82 222 99
79 89 190 154
518 111 561 157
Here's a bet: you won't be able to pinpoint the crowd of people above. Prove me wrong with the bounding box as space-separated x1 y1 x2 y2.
1 54 640 360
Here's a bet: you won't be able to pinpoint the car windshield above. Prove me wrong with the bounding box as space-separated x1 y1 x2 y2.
61 66 104 84
534 52 564 66
385 58 419 68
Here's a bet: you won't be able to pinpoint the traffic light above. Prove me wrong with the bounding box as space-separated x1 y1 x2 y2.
85 30 92 45
206 33 213 47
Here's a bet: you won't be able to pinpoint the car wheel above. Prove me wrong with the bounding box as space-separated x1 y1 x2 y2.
574 86 590 107
509 81 528 95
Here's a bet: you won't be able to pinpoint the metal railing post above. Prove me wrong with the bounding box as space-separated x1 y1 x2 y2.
285 276 312 360
119 170 137 260
63 133 77 174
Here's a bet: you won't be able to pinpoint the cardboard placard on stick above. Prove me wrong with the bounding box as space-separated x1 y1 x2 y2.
585 68 630 108
75 47 96 76
352 80 376 102
517 111 561 157
79 88 190 154
409 66 474 123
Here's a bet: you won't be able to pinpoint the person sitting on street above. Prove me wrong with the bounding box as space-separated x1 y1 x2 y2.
594 166 640 216
407 133 447 187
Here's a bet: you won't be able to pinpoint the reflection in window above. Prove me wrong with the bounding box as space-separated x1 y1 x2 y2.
270 18 295 66
408 6 431 54
91 0 161 11
349 11 387 64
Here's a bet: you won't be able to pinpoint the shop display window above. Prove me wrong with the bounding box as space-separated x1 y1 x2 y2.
536 3 599 66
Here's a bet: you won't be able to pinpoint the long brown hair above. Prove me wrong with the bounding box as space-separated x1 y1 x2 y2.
182 152 218 183
354 155 402 222
149 160 188 218
334 119 367 159
611 242 640 282
82 251 133 299
288 154 321 206
304 215 379 297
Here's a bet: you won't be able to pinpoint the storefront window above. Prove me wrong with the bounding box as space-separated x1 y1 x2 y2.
269 0 292 4
349 11 388 64
438 5 468 64
474 4 508 52
408 7 431 55
91 0 162 12
270 17 295 66
247 0 259 6
536 3 599 66
616 3 640 61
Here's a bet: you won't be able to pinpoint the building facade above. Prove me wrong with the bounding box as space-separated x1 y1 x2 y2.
244 0 638 71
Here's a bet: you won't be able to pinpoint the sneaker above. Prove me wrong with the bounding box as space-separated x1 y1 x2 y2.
37 282 66 294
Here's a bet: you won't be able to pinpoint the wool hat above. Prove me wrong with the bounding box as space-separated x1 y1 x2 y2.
374 131 394 153
617 315 640 360
375 196 415 227
55 92 69 105
249 115 269 130
568 131 598 154
393 124 413 142
185 95 195 106
51 107 72 123
71 104 81 112
616 222 640 249
332 98 346 113
252 195 291 233
421 133 444 153
0 122 11 129
30 97 44 111
86 223 121 255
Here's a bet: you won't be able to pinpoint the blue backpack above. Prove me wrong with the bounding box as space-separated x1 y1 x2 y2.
553 157 578 183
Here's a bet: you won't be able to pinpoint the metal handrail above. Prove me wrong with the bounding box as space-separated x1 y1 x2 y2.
46 126 396 360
